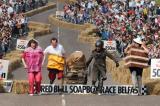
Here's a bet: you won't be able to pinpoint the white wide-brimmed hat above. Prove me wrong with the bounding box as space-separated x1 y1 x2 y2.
133 37 142 45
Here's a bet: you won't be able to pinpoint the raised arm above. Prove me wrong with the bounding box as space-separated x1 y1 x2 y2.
124 44 131 54
105 50 118 63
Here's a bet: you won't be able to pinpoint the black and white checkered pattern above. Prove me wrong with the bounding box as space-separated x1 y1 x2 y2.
141 85 147 95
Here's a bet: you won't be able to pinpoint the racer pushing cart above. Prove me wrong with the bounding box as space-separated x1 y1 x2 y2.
86 40 119 94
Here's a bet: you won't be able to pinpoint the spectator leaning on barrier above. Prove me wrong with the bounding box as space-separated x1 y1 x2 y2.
22 39 44 96
43 37 65 88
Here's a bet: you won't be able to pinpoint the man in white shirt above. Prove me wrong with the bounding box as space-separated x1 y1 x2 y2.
43 37 65 85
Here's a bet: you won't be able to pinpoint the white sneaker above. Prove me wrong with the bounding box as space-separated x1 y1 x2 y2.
29 94 34 96
98 93 101 96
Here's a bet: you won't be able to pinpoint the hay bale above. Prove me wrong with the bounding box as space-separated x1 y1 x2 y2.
28 21 51 29
28 32 34 39
48 15 90 31
28 21 52 38
79 32 85 37
92 33 97 37
78 24 99 44
145 80 160 95
81 31 89 36
33 29 51 37
3 50 22 72
12 80 29 94
78 36 87 43
8 72 14 79
106 59 160 95
0 81 5 93
79 35 99 44
8 58 22 72
87 36 98 43
24 3 56 17
106 60 132 84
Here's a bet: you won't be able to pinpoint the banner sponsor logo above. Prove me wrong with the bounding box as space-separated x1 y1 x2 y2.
103 41 116 51
41 85 147 95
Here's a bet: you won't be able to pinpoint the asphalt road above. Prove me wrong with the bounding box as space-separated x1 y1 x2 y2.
1 1 160 106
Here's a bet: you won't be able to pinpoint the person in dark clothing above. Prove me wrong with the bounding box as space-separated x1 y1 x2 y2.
86 40 119 93
0 41 4 59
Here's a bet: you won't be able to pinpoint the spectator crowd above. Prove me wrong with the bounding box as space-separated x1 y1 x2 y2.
62 0 160 60
0 0 48 59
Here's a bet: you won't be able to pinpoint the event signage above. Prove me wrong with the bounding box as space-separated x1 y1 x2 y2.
151 59 160 79
16 39 28 51
0 59 9 80
103 41 116 51
2 80 13 93
56 11 64 18
40 84 147 95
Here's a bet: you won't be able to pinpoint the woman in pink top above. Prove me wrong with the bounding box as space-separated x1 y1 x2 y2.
22 39 44 96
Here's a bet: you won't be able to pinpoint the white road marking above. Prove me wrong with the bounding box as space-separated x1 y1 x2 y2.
62 94 66 106
58 27 60 42
57 0 60 42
